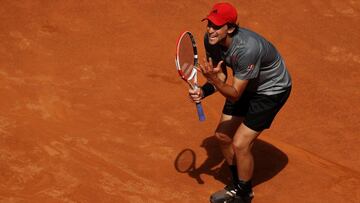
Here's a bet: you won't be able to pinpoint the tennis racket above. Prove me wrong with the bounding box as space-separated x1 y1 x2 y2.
175 31 205 121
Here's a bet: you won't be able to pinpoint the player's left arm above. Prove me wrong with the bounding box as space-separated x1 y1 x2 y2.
199 58 248 102
214 76 248 102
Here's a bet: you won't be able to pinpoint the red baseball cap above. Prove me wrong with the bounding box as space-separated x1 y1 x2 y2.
202 2 238 26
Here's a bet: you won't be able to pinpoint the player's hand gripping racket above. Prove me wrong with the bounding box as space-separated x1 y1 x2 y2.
175 31 205 121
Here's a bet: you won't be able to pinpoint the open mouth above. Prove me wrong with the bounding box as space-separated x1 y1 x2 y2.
209 34 217 40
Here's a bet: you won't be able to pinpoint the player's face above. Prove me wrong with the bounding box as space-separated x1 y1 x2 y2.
206 21 228 45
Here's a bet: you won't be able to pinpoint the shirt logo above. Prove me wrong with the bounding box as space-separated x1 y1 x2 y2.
247 64 255 71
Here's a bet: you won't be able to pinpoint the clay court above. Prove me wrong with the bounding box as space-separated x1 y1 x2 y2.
0 0 359 202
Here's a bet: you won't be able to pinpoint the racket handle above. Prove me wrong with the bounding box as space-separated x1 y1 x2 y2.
195 102 205 121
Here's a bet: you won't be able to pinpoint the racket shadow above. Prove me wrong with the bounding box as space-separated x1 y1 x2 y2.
174 136 288 187
174 138 226 185
174 148 205 184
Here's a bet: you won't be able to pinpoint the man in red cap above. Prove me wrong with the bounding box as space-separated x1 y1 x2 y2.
189 2 292 203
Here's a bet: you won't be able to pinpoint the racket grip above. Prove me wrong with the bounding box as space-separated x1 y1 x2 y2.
195 102 205 121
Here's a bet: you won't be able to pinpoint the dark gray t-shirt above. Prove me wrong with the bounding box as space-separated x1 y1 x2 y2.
204 27 292 95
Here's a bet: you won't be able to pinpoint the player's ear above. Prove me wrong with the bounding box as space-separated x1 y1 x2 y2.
226 23 238 36
227 26 236 35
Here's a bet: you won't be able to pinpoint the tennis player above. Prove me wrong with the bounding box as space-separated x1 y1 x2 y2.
189 2 292 203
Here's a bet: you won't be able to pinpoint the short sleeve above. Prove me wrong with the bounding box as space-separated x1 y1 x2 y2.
232 39 261 80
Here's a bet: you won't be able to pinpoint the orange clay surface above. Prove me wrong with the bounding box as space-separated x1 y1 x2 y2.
0 1 359 202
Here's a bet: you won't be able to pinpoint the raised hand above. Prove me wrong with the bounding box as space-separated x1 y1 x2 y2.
197 57 224 84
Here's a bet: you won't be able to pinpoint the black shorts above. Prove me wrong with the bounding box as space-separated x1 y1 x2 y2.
222 87 291 132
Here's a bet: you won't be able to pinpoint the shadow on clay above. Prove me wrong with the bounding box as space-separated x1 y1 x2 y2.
174 135 288 187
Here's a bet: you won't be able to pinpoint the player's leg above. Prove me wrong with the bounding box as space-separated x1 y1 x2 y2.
210 93 252 203
231 123 260 199
211 123 259 203
210 114 245 203
233 123 260 181
230 87 292 201
214 113 244 186
215 114 244 166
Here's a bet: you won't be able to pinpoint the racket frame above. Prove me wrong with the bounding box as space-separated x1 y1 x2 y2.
175 31 205 121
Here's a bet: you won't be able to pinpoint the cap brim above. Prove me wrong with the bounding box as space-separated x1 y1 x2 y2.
201 15 226 26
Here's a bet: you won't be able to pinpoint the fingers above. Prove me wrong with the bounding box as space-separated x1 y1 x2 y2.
208 57 214 71
213 60 224 72
200 58 223 74
204 57 212 72
199 58 210 75
188 88 202 103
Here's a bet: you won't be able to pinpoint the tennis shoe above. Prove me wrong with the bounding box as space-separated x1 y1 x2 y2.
210 184 254 203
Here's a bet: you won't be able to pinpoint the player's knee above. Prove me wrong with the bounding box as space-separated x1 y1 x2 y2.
214 132 232 145
232 141 250 156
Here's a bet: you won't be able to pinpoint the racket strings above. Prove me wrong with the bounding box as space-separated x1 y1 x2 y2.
181 63 196 80
178 34 197 81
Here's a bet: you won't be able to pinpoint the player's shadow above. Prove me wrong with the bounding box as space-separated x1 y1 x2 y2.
176 135 288 187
